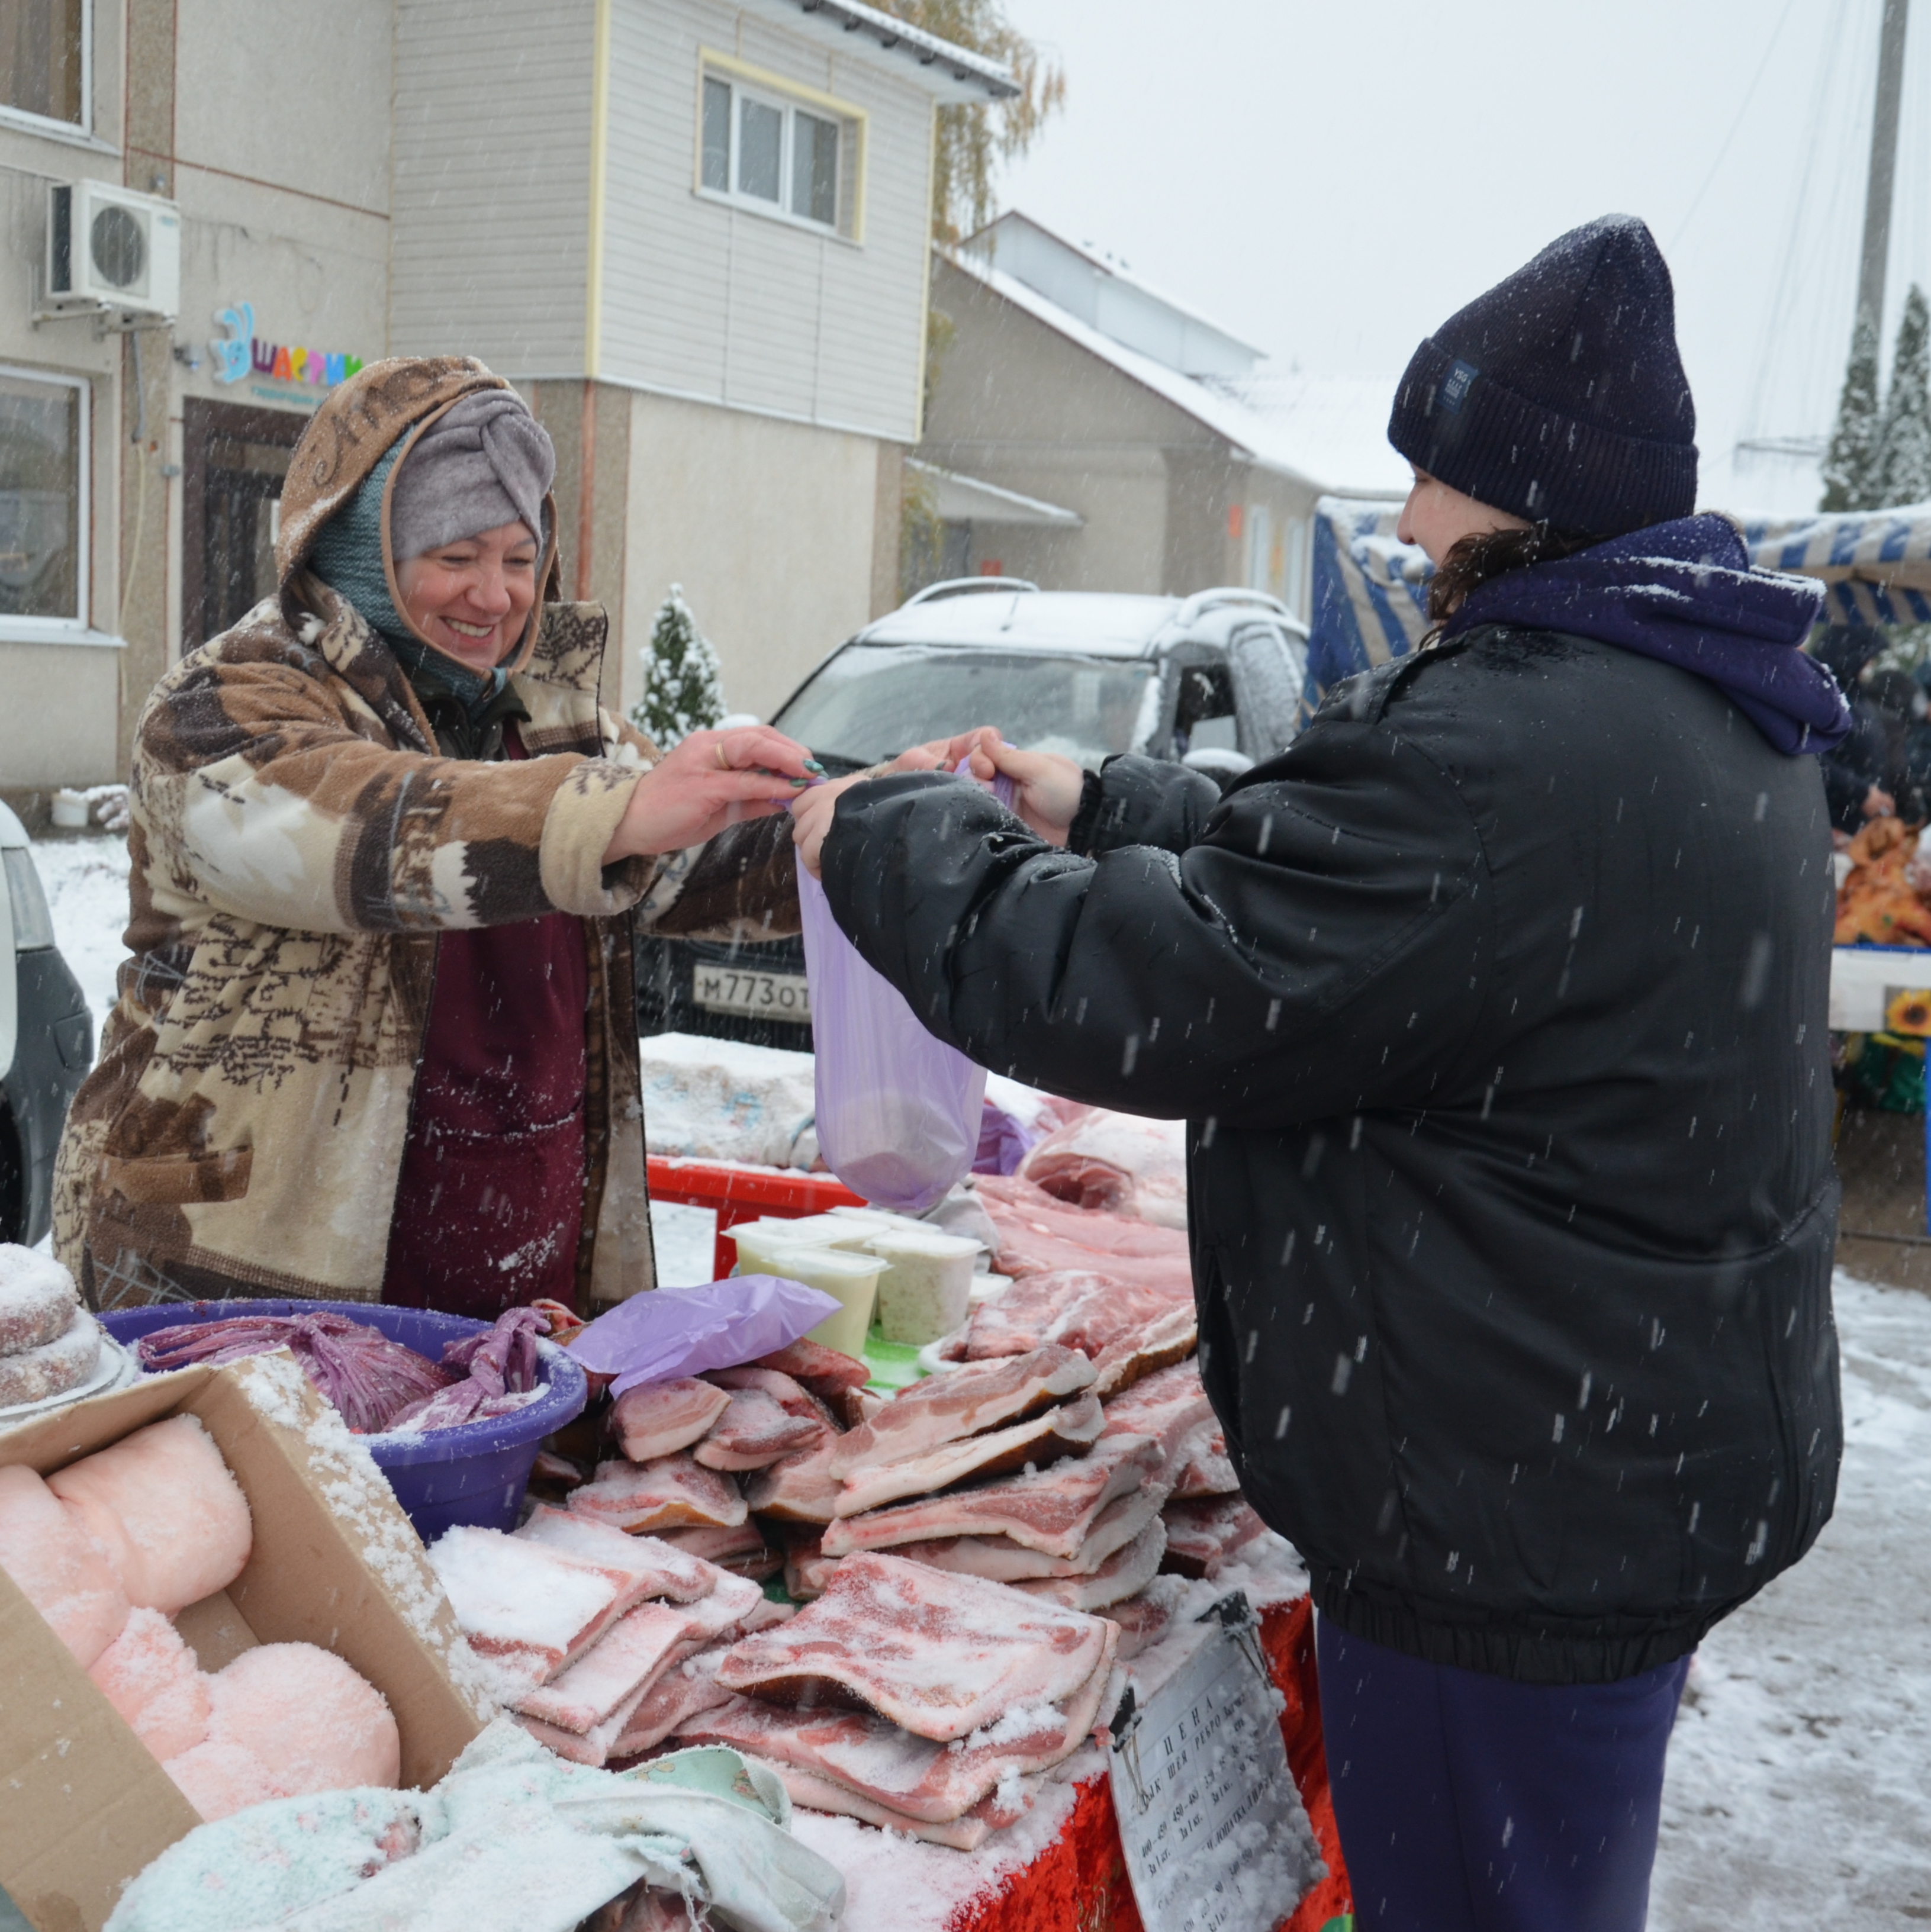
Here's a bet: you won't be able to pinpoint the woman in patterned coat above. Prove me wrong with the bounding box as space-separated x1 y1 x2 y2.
55 356 815 1318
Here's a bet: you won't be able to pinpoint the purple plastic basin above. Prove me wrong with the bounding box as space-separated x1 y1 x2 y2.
98 1299 587 1541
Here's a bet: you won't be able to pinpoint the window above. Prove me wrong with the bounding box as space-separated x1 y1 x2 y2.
2 0 84 128
774 646 1155 769
698 65 858 237
0 368 88 636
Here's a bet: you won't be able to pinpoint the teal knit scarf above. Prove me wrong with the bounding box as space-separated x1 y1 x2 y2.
307 445 511 725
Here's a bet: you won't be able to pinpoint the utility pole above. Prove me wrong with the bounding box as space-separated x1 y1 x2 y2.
1856 0 1910 341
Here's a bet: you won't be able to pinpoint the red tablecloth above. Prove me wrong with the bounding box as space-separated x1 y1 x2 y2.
944 1596 1352 1932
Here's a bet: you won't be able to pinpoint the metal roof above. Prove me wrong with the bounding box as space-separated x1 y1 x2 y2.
758 0 1021 102
907 459 1083 527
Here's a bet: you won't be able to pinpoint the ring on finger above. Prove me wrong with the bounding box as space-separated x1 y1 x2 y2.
715 739 732 770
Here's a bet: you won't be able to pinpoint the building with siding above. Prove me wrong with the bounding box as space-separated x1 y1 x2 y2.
916 212 1409 622
0 0 1008 800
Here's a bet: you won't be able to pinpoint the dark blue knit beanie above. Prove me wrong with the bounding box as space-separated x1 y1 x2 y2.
1387 215 1697 536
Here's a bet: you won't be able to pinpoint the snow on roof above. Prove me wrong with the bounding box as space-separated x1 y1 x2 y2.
752 0 1019 102
907 459 1084 527
1208 372 1415 500
944 245 1405 497
964 212 1266 376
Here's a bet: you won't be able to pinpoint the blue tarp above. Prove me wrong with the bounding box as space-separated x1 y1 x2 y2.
1304 495 1931 718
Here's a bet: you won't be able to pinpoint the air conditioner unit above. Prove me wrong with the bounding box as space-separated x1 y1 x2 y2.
45 181 181 318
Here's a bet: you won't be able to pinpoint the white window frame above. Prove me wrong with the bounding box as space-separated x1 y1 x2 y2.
0 363 94 644
0 0 94 144
695 53 865 244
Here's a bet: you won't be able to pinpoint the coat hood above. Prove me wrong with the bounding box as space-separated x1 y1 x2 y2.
1439 513 1848 754
275 356 561 677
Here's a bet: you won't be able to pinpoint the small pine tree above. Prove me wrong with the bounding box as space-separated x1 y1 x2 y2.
1821 312 1884 512
630 585 726 749
1878 285 1931 507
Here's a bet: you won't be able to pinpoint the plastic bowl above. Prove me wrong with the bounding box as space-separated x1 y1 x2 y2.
97 1299 587 1541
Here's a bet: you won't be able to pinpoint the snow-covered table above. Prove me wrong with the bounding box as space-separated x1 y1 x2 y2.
788 1593 1353 1932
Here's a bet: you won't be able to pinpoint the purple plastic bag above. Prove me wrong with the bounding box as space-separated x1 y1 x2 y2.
800 758 1013 1211
568 1274 842 1397
974 1100 1039 1177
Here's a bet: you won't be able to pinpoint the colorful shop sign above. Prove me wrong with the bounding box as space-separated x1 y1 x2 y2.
210 303 365 392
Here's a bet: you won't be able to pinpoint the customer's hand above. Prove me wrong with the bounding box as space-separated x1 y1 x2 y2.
884 727 1084 845
602 727 821 862
1865 784 1897 819
790 773 865 880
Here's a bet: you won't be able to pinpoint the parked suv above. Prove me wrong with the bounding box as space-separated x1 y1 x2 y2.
636 580 1309 1051
1 805 93 1245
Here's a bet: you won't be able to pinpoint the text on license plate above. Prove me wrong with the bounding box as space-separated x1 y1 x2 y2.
692 965 812 1020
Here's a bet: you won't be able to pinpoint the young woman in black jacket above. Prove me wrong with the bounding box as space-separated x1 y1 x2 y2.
793 218 1851 1932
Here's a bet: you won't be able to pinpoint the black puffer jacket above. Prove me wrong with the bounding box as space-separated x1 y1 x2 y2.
822 624 1842 1684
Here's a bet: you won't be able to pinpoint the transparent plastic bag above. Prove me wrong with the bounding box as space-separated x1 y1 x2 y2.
797 763 1008 1212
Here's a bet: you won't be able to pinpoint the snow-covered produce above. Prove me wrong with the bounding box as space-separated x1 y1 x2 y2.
0 1463 133 1667
47 1414 253 1614
0 1243 84 1353
136 1310 453 1433
0 1246 102 1409
5 1408 400 1824
1017 1108 1189 1229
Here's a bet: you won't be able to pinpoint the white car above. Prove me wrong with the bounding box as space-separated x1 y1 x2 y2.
637 580 1310 1050
1 805 92 1244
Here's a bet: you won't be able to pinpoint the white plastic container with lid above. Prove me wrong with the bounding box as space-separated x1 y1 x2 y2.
826 1205 932 1239
765 1247 885 1357
723 1216 870 1279
864 1228 983 1344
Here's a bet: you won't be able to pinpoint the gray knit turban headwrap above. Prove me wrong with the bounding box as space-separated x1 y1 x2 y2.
390 390 556 560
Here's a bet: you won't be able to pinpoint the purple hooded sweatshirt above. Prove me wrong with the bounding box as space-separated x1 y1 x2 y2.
1438 514 1848 756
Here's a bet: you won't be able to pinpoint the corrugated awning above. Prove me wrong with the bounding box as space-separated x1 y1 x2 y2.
910 461 1083 527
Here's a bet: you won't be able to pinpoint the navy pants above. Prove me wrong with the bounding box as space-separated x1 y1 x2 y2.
1316 1618 1690 1932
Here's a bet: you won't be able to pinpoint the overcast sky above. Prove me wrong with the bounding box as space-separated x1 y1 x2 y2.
994 0 1931 514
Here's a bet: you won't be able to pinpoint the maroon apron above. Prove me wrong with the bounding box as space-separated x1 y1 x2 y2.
381 729 590 1319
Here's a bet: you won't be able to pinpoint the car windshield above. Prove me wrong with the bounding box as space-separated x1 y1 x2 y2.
773 644 1157 767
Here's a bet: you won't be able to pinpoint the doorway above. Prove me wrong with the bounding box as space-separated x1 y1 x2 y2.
181 398 307 651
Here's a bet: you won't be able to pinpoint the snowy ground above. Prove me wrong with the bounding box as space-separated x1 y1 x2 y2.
27 833 1931 1926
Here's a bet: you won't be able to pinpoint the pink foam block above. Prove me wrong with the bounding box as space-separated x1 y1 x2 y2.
208 1643 400 1796
87 1606 213 1759
162 1738 288 1823
47 1414 253 1614
0 1464 131 1668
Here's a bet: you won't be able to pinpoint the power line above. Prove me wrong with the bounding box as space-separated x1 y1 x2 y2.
1668 0 1803 255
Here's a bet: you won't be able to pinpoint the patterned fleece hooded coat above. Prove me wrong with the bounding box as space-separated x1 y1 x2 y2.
54 357 796 1310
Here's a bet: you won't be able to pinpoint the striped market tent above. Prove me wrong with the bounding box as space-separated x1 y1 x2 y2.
1304 496 1931 716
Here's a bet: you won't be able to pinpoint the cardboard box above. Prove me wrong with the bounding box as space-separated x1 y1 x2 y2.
0 1350 487 1931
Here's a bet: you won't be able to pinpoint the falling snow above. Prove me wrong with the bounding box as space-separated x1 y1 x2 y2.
25 834 1931 1923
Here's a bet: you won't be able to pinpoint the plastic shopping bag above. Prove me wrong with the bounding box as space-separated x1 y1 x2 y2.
797 762 1009 1212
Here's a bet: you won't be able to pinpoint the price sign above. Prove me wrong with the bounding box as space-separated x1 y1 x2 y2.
1109 1598 1321 1932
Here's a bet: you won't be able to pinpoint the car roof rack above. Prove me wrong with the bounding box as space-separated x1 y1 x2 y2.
901 576 1042 608
1173 587 1292 627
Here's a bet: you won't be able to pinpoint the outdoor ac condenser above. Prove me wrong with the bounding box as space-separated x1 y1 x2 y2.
44 181 181 319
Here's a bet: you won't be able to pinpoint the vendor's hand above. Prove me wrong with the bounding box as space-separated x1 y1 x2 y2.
790 772 869 880
602 727 822 862
1865 784 1897 819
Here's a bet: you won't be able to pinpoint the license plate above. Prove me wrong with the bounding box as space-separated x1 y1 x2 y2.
692 964 812 1021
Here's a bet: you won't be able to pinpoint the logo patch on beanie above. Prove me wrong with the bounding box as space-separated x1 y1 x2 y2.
1440 359 1479 415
